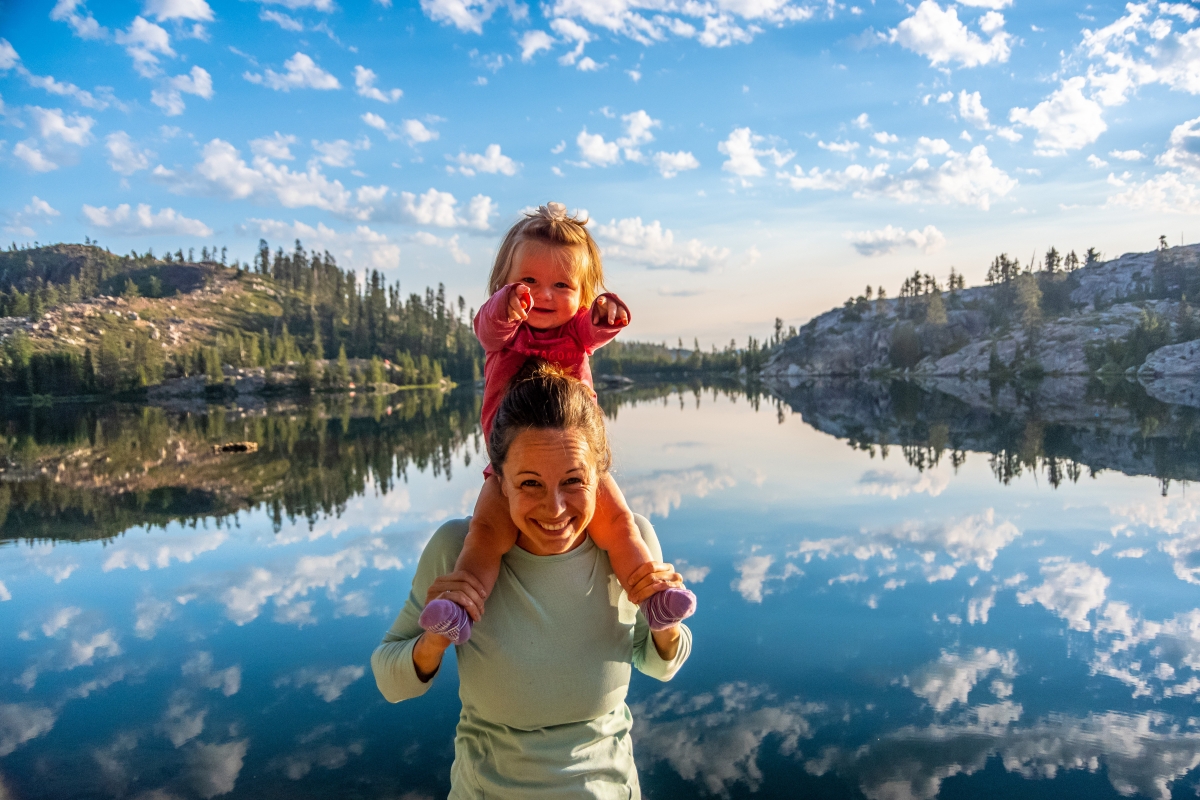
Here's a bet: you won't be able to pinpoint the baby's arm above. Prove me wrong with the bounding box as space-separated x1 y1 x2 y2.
473 284 533 352
570 292 631 353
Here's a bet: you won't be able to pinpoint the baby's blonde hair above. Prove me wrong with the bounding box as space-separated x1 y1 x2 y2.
487 202 605 308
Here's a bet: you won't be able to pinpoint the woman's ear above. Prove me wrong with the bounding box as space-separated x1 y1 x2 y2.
497 474 509 498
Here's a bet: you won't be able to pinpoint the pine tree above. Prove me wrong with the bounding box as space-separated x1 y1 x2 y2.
337 344 350 385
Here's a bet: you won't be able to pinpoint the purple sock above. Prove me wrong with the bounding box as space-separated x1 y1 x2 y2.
641 588 696 631
419 598 472 644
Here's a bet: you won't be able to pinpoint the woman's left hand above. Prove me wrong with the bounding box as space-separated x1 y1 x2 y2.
624 561 684 605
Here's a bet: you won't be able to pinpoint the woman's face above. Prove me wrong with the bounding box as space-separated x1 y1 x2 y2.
498 427 598 556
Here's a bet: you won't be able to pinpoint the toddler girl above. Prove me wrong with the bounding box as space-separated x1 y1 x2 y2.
419 202 697 643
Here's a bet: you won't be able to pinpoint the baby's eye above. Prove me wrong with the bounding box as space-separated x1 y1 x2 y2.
554 282 569 289
522 277 537 284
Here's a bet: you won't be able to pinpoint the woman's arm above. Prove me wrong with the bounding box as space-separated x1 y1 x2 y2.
371 519 470 702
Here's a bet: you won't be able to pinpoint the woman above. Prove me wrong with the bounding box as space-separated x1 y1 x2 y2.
371 362 694 798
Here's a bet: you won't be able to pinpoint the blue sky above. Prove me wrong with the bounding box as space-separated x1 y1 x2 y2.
1 0 1198 343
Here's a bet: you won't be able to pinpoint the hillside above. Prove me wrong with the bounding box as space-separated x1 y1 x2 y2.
762 242 1200 406
0 242 481 398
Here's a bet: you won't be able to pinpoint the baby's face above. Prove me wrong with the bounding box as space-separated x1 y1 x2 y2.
506 241 584 329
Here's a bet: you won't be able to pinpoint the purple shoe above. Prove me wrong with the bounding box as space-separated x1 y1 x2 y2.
641 588 697 631
419 598 472 644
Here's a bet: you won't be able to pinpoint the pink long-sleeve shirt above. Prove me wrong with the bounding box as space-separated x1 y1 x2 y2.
474 285 629 441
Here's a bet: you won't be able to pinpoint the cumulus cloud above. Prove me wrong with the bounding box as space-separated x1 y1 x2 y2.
780 143 1015 210
160 691 207 747
732 554 802 603
1017 558 1109 631
244 218 401 271
1108 116 1200 214
633 684 822 796
3 195 61 237
1009 77 1107 156
151 65 214 116
13 142 58 172
847 224 947 256
419 0 503 34
154 138 386 220
134 596 176 639
83 203 213 237
622 466 736 518
398 188 493 229
576 128 621 166
448 143 518 176
182 651 242 696
309 136 369 168
145 0 214 21
653 150 700 178
0 704 57 756
354 65 402 102
275 665 365 701
245 52 340 91
410 231 470 264
905 648 1017 712
958 89 991 128
105 131 153 174
250 131 297 161
50 0 107 39
519 29 555 61
28 106 94 145
594 217 731 271
854 467 950 497
188 739 249 799
719 127 793 184
401 118 438 145
889 1 1011 68
115 16 175 76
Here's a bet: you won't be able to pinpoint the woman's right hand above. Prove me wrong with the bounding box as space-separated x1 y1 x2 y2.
624 561 685 605
425 569 489 622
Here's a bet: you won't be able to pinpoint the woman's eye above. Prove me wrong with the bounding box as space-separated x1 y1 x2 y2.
521 480 540 488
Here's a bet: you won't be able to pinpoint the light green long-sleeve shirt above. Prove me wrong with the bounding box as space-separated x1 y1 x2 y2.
371 514 693 799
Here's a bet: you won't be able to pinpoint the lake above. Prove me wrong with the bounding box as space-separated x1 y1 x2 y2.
3 379 1200 799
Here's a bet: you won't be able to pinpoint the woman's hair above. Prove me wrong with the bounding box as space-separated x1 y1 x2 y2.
487 202 606 308
488 359 611 477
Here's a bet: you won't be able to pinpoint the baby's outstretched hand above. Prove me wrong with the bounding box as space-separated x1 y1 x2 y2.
507 284 532 323
591 294 630 328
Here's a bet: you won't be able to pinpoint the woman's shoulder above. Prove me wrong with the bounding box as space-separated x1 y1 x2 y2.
418 518 470 572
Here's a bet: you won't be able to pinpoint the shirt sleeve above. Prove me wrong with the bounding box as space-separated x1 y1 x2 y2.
628 514 693 682
370 519 469 703
569 293 631 355
473 285 523 353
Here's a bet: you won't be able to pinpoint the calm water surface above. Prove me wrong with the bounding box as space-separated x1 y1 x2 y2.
3 381 1200 799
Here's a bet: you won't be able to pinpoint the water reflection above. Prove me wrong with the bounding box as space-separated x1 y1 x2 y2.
4 378 1200 798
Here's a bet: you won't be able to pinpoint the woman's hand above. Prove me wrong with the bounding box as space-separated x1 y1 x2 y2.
624 561 684 605
507 284 532 323
425 570 489 622
591 294 630 327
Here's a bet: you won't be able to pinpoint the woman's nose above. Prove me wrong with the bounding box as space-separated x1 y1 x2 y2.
543 489 567 516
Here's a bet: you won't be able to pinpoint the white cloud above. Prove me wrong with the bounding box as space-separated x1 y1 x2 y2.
577 128 621 166
889 1 1011 68
245 52 340 92
410 230 470 264
1107 116 1200 213
519 29 555 61
594 217 731 270
1088 154 1109 168
115 16 175 76
310 137 368 168
959 89 992 128
250 131 297 161
161 692 207 747
1009 77 1107 156
28 106 94 145
622 466 736 518
4 195 61 236
872 131 898 144
150 65 213 116
106 131 153 174
906 648 1017 712
854 468 950 497
134 596 176 639
732 554 803 602
552 18 595 67
1081 4 1200 107
399 188 493 229
245 218 401 271
653 150 700 178
13 142 57 172
65 629 122 669
354 65 402 102
1017 558 1109 631
260 9 303 29
0 580 9 601
847 224 947 256
19 67 111 110
957 0 1010 6
145 0 214 21
182 651 242 696
256 0 335 10
83 203 214 237
402 118 438 144
448 143 518 176
718 127 793 184
50 0 107 40
419 0 501 33
852 112 870 128
188 739 249 799
818 140 860 155
781 144 1015 210
618 109 659 154
1109 148 1145 161
275 665 364 701
0 704 57 757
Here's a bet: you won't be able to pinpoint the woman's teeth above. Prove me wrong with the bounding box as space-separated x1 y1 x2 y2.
539 519 570 531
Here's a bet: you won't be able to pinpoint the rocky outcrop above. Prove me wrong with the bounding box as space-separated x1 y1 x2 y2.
762 244 1200 380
